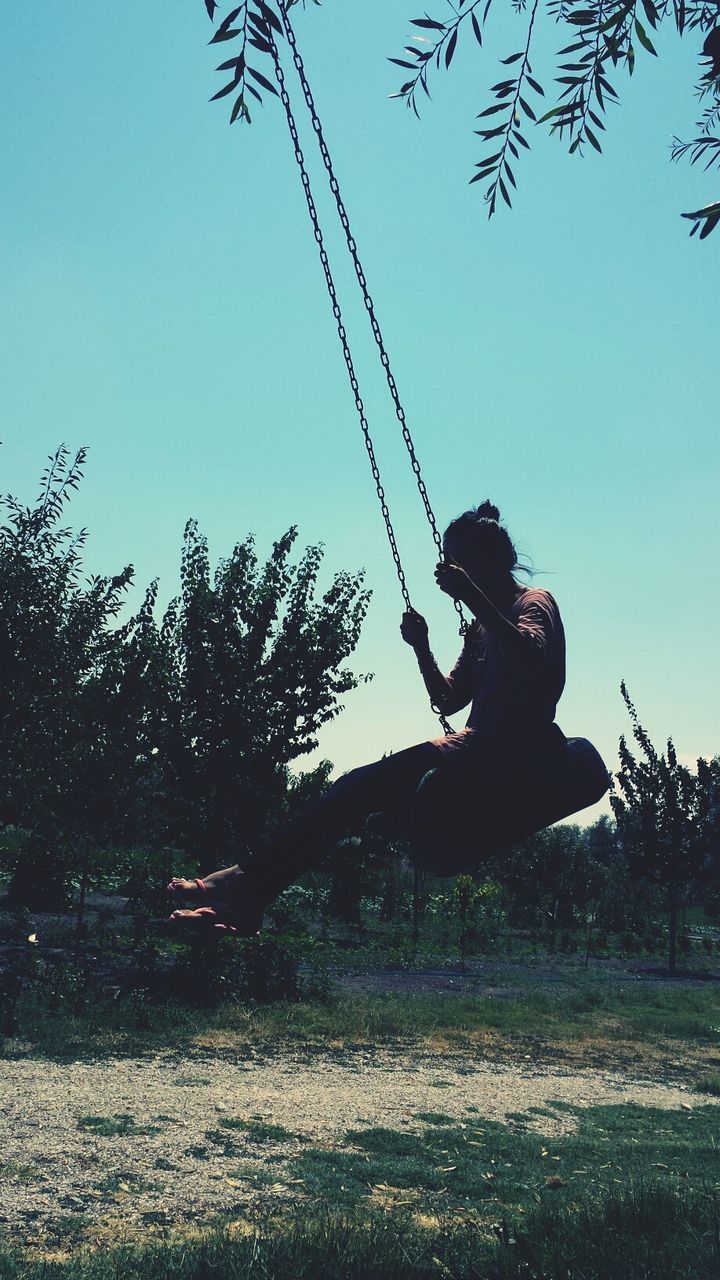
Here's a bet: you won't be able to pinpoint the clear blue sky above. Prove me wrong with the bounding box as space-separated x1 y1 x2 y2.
2 3 718 823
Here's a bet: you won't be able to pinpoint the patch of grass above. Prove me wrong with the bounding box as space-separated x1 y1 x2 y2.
413 1112 453 1125
696 1071 720 1096
291 1102 720 1218
225 1163 282 1190
0 1161 39 1184
1 1186 719 1279
77 1115 160 1138
4 982 720 1063
96 1174 162 1195
184 1145 210 1161
218 1119 298 1144
44 1215 87 1247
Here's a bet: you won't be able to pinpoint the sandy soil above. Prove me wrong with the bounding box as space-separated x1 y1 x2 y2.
1 1047 715 1252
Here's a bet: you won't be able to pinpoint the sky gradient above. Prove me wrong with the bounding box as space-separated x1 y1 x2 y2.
2 3 718 823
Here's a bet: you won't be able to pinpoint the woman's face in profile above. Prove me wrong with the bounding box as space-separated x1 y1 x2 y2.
444 530 483 581
443 529 502 591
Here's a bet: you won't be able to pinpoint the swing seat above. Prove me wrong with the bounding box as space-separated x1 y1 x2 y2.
410 726 610 875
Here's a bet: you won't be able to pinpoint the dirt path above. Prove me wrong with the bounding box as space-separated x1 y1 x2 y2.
1 1048 715 1252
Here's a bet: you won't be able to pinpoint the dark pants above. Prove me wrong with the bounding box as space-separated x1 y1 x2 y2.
243 739 447 904
241 722 577 901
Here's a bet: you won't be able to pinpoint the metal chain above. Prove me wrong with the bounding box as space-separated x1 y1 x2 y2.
266 22 454 735
277 1 468 640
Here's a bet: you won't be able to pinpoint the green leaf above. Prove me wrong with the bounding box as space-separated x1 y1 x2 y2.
634 18 657 54
230 93 247 124
699 211 720 239
209 4 243 44
255 1 284 35
210 78 239 101
477 103 511 116
640 0 658 28
537 104 568 123
248 65 278 95
209 26 242 44
600 7 629 32
475 125 507 139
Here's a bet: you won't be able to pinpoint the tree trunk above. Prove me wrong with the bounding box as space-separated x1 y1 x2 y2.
76 839 91 935
584 902 597 970
412 866 422 958
668 885 678 976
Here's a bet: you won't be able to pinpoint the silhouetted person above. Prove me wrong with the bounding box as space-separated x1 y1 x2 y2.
167 500 567 934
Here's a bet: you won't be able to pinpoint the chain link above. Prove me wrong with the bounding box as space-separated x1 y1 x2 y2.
278 2 468 642
266 17 455 736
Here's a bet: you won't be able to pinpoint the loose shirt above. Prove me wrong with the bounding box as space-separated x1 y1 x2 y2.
419 587 566 750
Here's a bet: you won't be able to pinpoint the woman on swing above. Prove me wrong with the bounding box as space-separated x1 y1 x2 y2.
167 501 566 935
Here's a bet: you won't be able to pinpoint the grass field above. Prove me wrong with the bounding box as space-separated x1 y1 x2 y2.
3 912 720 1277
4 979 720 1078
1 1182 719 1279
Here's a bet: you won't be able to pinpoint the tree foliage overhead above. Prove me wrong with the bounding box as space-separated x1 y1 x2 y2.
202 0 720 237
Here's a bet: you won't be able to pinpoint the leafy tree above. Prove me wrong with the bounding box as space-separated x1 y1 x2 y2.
202 0 720 237
610 681 719 973
1 449 371 903
453 874 503 966
0 447 135 903
502 822 595 928
157 519 371 863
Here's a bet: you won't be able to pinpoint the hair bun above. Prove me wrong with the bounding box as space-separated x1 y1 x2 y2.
475 500 501 523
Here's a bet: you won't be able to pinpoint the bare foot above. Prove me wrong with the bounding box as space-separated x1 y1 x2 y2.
167 864 245 904
168 902 263 937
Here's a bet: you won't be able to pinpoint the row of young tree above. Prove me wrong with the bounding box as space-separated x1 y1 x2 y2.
1 448 718 973
0 447 369 902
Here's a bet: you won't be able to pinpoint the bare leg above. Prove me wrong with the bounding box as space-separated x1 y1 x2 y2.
167 740 442 922
236 741 442 909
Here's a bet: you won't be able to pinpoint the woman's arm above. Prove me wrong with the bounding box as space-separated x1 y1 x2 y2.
434 565 544 667
400 609 474 715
